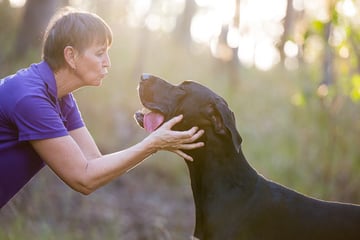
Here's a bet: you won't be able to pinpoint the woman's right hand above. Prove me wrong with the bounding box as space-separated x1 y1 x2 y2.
144 115 205 161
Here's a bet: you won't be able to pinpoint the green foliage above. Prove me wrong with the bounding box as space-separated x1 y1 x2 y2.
311 20 326 35
350 74 360 101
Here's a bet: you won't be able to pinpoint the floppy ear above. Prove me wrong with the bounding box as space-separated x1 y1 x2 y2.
207 101 242 153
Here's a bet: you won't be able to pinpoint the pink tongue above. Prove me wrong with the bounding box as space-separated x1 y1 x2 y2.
144 112 165 132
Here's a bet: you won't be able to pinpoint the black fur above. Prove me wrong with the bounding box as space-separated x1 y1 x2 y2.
135 74 360 240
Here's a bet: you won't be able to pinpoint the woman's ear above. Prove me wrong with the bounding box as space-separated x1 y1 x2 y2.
64 46 77 70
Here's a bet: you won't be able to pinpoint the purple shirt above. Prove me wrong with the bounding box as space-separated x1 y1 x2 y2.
0 61 84 208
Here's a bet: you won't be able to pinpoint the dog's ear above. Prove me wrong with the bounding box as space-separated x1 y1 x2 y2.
207 101 242 152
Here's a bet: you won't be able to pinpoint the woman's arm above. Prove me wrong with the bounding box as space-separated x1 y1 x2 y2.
30 115 204 195
68 126 102 160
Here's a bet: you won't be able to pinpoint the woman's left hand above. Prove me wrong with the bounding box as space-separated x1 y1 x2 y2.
144 115 205 161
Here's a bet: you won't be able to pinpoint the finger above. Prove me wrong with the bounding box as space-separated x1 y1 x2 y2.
177 129 204 144
173 149 194 162
185 129 205 143
185 126 200 136
161 114 183 129
172 126 200 140
178 141 205 150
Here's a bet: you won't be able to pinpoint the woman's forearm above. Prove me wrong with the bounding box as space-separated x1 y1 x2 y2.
81 139 156 194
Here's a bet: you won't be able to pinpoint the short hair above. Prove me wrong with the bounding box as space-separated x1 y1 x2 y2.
42 7 113 71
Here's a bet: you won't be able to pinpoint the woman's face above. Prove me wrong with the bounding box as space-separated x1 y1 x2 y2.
74 43 111 86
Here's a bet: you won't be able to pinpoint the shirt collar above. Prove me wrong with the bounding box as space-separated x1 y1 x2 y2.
35 60 57 100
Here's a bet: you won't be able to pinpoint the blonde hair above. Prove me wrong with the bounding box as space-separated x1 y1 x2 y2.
42 7 113 71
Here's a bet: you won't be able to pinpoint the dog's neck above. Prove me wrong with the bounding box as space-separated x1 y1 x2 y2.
185 132 259 239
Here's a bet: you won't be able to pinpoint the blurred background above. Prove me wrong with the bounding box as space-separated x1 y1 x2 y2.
0 0 359 239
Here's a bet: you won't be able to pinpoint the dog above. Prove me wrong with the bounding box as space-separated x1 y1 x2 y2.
134 74 360 240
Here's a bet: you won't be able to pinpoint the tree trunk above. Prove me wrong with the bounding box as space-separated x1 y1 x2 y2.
174 0 196 47
278 0 294 61
13 0 68 59
321 22 333 86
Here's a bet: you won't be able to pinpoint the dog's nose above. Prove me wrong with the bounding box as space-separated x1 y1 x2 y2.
141 73 151 81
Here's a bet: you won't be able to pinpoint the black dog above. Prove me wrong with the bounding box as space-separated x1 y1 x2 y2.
135 74 360 240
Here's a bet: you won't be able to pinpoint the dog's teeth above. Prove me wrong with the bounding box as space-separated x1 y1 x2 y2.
141 108 150 114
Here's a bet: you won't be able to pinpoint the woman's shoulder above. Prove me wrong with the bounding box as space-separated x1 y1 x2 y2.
0 63 51 110
2 62 50 93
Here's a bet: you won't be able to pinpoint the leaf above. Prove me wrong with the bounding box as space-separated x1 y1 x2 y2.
312 20 325 34
291 92 306 107
350 75 360 102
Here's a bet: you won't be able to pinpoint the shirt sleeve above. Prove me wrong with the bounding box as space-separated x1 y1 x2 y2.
14 95 70 141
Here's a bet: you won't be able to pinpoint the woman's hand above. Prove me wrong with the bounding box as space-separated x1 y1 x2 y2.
144 115 205 161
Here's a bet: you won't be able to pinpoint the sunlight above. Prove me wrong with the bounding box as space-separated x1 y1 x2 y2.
146 14 176 32
284 40 300 70
329 26 347 47
126 0 152 27
227 25 241 48
237 35 256 68
336 0 357 17
11 0 356 71
195 0 235 24
132 0 152 17
9 0 26 8
293 0 305 11
284 41 299 58
128 0 310 70
190 10 222 44
145 14 161 31
241 0 287 22
254 40 281 71
303 35 323 63
192 0 287 70
236 0 286 70
125 0 289 70
339 46 350 59
304 0 329 22
127 0 184 32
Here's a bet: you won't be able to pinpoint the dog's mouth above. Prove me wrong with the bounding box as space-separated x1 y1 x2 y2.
135 108 165 133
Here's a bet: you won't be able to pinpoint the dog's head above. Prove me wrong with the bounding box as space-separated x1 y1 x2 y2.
135 74 242 153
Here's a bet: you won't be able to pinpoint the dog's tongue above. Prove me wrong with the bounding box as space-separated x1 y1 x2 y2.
144 112 164 132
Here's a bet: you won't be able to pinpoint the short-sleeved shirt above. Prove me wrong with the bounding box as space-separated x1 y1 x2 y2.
0 61 85 208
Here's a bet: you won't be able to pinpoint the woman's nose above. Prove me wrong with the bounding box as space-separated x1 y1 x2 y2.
104 53 111 68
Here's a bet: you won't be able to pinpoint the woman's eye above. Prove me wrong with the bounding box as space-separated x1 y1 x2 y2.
96 51 104 56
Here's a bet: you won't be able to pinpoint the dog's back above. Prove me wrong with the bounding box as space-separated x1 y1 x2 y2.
233 177 360 240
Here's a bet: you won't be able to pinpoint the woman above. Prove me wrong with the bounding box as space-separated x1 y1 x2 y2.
0 8 204 208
